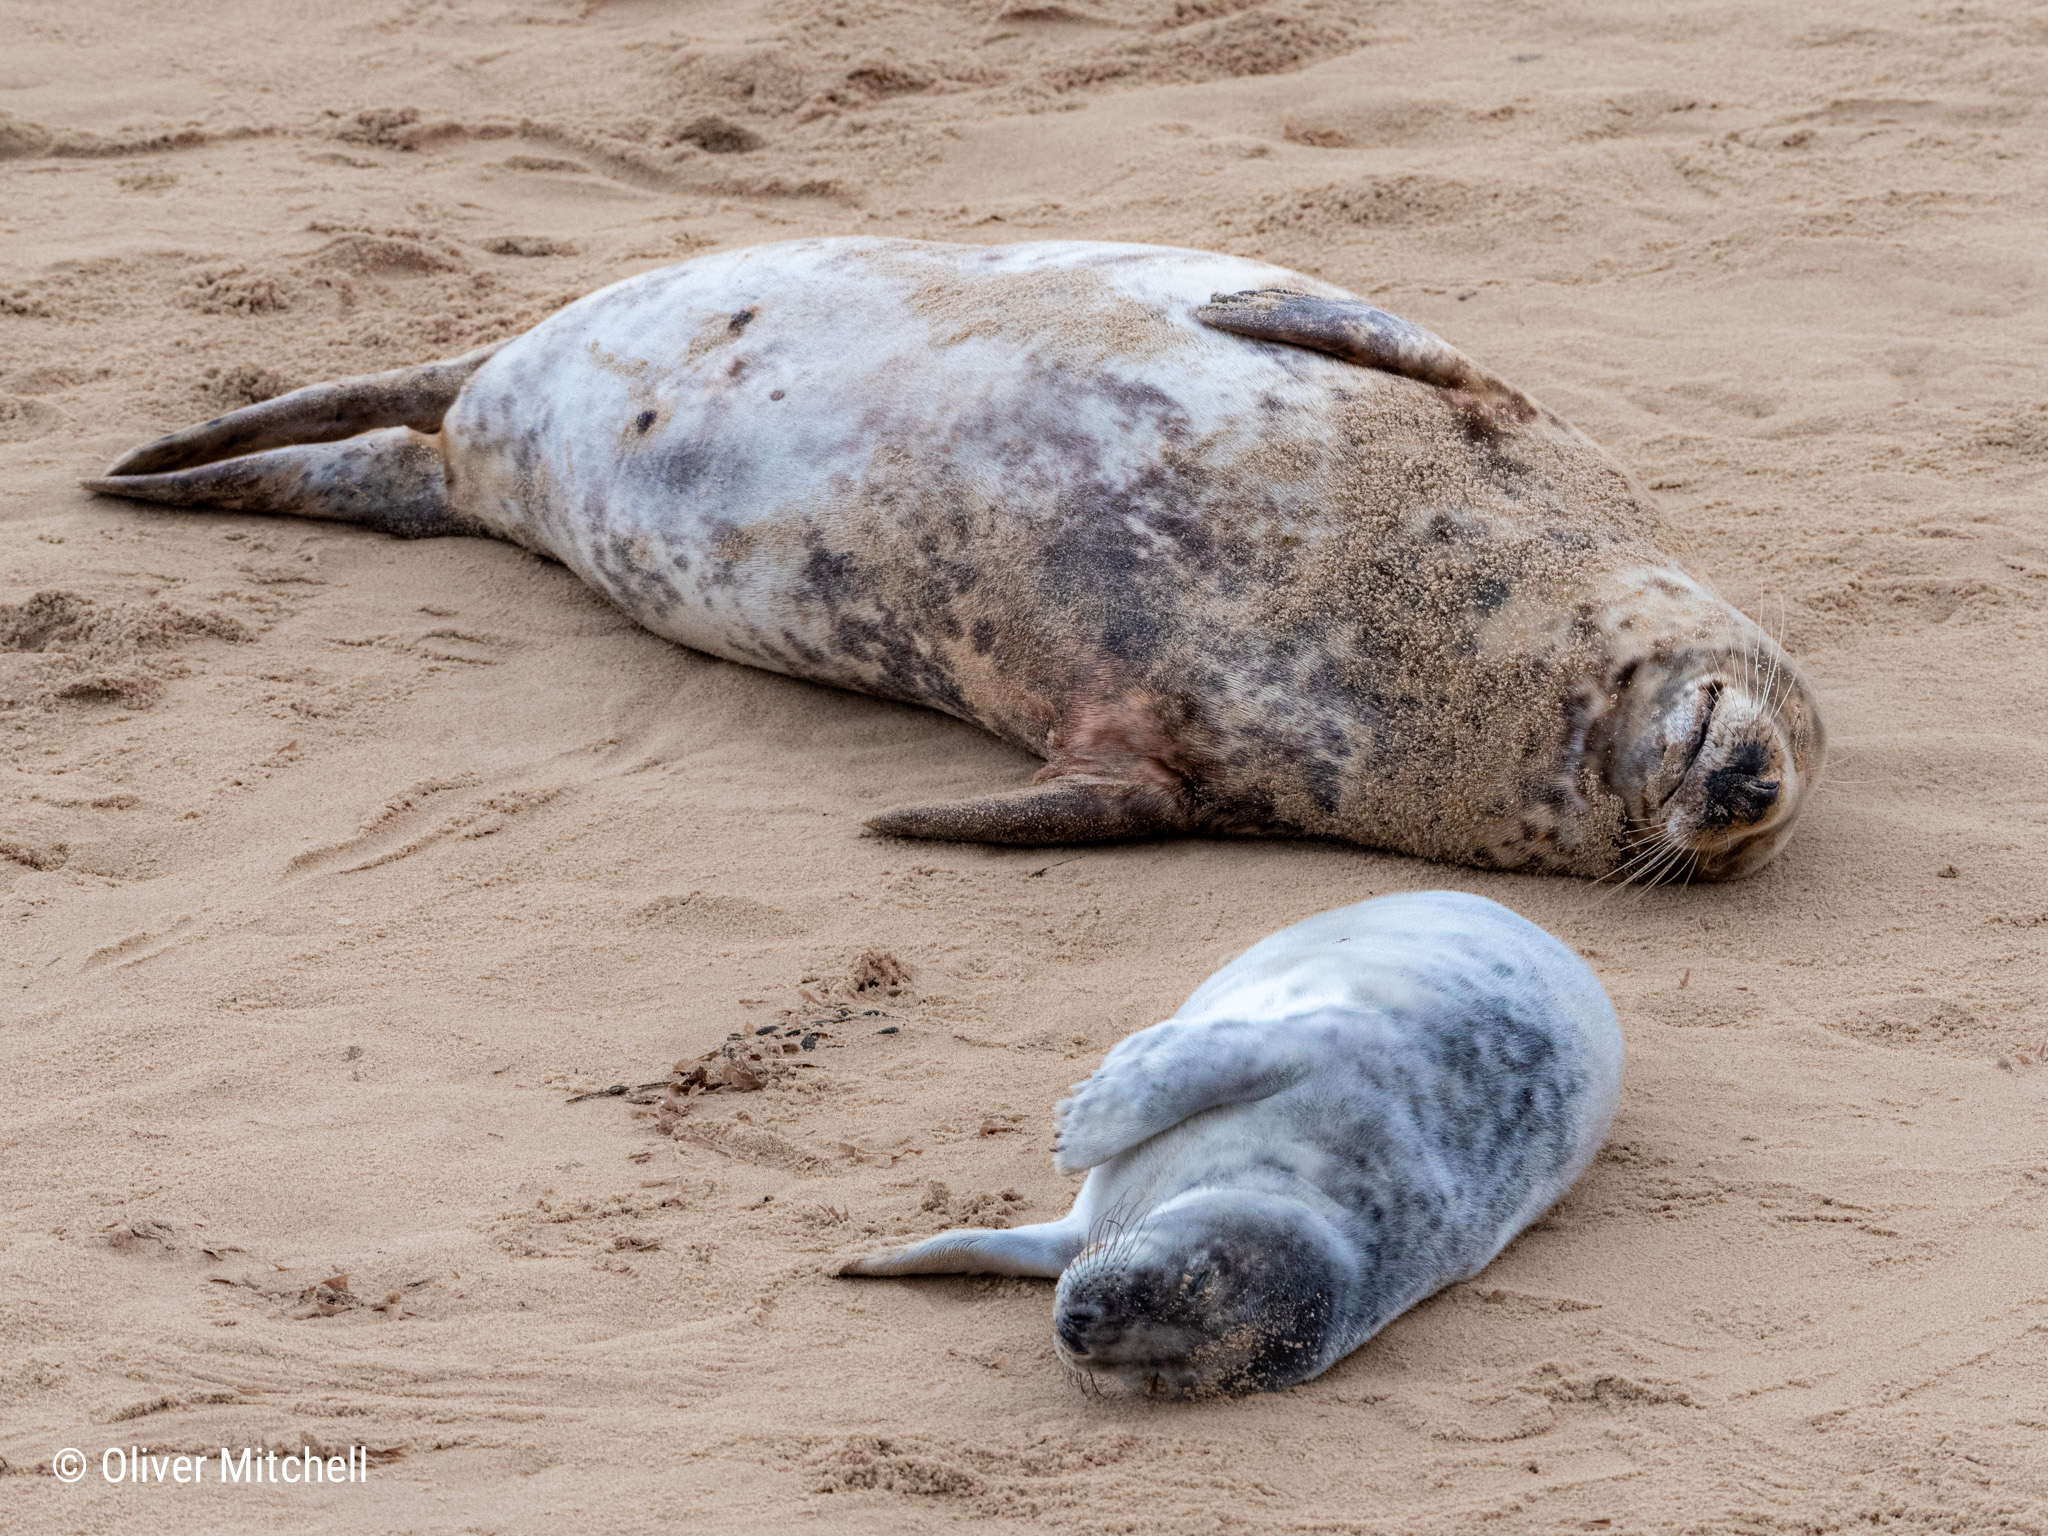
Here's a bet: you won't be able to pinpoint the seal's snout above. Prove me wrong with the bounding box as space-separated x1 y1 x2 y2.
1055 1301 1105 1355
1051 1194 1350 1396
1599 636 1825 882
1699 738 1780 831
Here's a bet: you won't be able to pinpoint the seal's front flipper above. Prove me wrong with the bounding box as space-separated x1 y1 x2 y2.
1053 1012 1329 1174
838 1217 1086 1279
1196 290 1536 422
84 427 479 539
865 779 1189 846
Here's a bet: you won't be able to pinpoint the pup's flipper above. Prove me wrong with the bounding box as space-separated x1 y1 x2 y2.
838 1216 1087 1279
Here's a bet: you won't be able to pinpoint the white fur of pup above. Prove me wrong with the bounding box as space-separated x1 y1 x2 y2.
841 890 1623 1396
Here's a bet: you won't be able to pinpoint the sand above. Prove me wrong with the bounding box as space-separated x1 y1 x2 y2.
3 0 2046 1530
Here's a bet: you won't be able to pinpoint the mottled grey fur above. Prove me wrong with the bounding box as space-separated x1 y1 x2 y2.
87 239 1823 878
840 891 1624 1396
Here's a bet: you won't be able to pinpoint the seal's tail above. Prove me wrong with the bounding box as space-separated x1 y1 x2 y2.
82 341 506 538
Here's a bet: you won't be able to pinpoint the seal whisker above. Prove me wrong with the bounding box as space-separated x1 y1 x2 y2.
1060 1359 1102 1397
1641 841 1694 891
1591 821 1684 898
1590 858 1658 902
1754 609 1795 723
1587 850 1668 905
1616 837 1688 897
1681 847 1705 887
1619 849 1678 890
1614 826 1673 854
1612 815 1676 853
1075 1194 1153 1274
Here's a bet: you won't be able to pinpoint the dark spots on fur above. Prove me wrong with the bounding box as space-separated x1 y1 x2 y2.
703 518 753 587
1451 395 1507 447
780 628 828 667
793 532 975 720
770 388 785 401
1092 374 1194 445
1100 600 1163 667
1293 725 1350 817
1451 398 1540 494
1472 577 1510 614
661 443 716 495
634 410 656 434
971 617 997 654
728 307 755 334
801 544 860 605
1029 452 1236 678
587 527 687 619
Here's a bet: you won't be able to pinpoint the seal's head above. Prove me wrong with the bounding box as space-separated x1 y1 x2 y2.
1595 603 1826 882
1052 1190 1354 1396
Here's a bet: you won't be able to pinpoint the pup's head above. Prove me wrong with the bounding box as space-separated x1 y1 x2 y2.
1052 1190 1354 1397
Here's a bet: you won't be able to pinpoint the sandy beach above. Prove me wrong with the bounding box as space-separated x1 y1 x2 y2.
3 0 2046 1530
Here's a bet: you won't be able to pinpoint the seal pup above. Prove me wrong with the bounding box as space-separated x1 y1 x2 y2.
839 890 1623 1396
86 238 1823 880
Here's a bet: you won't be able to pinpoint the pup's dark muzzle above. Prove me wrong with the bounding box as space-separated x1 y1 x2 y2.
1056 1301 1105 1356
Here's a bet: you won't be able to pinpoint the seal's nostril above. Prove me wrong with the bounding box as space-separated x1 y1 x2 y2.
1057 1304 1102 1353
1701 768 1780 830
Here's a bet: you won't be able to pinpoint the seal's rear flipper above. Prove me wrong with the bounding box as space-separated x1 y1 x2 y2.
84 427 479 539
864 779 1188 845
1196 290 1537 423
100 341 506 478
838 1217 1086 1278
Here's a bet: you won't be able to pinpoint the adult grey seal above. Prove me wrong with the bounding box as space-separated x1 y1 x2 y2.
839 890 1623 1396
86 238 1823 880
